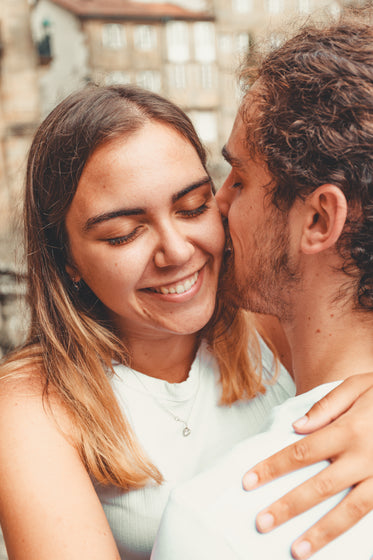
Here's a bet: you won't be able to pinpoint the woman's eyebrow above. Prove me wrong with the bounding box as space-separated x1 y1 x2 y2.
83 176 211 231
172 176 212 203
83 207 145 231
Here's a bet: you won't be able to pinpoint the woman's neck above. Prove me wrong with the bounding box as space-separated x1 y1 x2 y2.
125 332 200 383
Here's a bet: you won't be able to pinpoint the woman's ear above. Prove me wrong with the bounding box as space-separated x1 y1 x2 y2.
301 185 348 255
65 264 81 284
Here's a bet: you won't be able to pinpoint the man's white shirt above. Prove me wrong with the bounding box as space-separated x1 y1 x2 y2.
152 382 373 559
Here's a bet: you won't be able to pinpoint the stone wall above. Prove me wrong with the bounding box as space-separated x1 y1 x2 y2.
0 0 38 360
0 265 28 359
0 530 7 560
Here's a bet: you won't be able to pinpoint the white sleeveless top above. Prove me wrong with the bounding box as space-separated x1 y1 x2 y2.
94 337 295 560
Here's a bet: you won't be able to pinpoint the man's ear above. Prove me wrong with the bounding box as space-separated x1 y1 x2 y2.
301 185 347 255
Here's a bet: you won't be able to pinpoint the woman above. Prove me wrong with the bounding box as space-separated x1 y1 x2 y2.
0 84 294 559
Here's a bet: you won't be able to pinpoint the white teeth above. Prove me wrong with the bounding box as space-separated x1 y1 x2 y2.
151 271 199 295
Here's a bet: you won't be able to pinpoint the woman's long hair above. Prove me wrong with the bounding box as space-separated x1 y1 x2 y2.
1 85 267 489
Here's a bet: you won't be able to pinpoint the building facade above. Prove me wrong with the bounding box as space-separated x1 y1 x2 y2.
0 0 39 358
0 0 358 358
30 0 345 181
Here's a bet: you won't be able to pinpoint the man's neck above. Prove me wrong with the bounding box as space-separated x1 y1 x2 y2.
282 289 373 395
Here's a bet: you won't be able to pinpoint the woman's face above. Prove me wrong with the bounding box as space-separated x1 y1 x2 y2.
65 121 225 341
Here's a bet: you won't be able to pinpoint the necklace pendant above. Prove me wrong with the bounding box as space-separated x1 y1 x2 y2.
182 426 191 437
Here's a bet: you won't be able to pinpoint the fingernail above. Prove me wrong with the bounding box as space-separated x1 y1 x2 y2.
242 471 258 490
292 540 312 559
293 415 309 429
256 512 274 532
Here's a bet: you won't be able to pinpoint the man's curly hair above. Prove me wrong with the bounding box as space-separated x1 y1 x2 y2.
240 9 373 311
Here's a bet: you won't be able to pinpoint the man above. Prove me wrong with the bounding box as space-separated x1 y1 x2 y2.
152 12 373 560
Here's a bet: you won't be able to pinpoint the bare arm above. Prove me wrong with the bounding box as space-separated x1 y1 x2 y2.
0 378 120 560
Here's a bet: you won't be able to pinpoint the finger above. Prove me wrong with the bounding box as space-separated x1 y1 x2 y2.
255 458 364 533
290 478 373 559
293 373 373 434
243 423 346 490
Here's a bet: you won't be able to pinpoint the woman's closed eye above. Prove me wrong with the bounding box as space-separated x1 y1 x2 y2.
177 202 209 218
175 185 214 218
105 225 144 246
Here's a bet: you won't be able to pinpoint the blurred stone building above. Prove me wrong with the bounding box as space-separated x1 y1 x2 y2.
0 0 361 358
30 0 346 180
0 0 40 358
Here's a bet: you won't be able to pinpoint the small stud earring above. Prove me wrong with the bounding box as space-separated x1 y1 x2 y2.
72 278 81 292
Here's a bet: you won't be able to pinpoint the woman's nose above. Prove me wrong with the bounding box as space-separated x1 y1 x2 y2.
153 224 195 268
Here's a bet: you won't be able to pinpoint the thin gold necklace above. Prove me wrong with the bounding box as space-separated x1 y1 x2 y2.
128 368 200 437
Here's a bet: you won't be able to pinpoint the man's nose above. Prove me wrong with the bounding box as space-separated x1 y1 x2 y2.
216 180 232 218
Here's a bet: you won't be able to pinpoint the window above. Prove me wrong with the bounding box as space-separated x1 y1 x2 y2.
298 0 312 13
268 32 283 49
102 24 125 49
328 2 341 18
105 71 131 85
174 0 208 8
200 64 214 89
232 0 253 13
218 33 233 54
136 71 162 93
194 22 216 63
134 25 157 51
36 20 53 65
168 64 187 89
237 33 249 52
267 0 282 14
190 111 218 144
166 22 190 62
222 71 237 99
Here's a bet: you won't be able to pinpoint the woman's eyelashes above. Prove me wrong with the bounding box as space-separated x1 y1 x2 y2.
106 226 144 246
176 187 214 218
177 202 209 218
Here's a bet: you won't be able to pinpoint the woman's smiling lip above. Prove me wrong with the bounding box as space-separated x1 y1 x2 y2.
141 267 205 300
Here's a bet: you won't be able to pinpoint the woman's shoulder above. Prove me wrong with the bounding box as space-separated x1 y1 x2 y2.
0 359 81 495
0 360 120 559
0 357 75 444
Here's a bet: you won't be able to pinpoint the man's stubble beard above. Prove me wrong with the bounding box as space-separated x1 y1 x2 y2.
221 208 301 322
